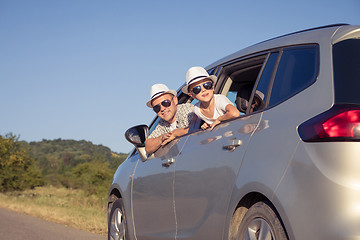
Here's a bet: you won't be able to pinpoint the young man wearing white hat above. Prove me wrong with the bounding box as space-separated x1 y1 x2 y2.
145 83 194 154
183 66 240 130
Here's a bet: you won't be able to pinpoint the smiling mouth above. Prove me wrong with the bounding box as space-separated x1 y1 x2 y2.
161 110 169 117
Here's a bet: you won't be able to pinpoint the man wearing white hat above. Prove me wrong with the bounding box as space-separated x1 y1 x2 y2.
145 83 194 154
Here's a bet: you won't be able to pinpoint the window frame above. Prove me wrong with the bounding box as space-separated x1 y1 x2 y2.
265 44 320 109
214 44 320 115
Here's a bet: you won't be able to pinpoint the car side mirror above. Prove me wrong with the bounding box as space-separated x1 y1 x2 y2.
125 124 149 147
125 124 149 161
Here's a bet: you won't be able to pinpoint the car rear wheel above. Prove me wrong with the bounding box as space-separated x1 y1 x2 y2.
108 198 128 240
232 200 287 240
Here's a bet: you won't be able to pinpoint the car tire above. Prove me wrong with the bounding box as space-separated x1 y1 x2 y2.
232 200 287 240
108 198 128 240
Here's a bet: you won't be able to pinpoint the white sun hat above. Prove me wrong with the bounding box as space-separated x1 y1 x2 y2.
146 83 177 108
182 66 217 94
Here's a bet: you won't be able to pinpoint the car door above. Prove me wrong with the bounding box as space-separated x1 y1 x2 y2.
172 56 272 239
174 52 282 239
173 112 261 239
130 117 190 240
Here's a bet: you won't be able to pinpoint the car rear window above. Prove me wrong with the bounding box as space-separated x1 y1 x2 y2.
333 39 360 104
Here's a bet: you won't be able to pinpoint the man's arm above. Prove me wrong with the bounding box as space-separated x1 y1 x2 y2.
145 132 171 154
146 127 190 154
146 104 194 153
160 127 189 146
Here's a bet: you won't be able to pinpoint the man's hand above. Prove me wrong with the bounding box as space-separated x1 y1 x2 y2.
146 127 190 153
146 133 171 154
161 132 176 146
161 127 189 146
161 132 172 142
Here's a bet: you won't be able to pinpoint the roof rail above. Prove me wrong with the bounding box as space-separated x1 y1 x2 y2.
257 23 349 45
282 23 349 37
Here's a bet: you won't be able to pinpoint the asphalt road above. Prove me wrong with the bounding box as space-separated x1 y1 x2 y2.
0 207 106 240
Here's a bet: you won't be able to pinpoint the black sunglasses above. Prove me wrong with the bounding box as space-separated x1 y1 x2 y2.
191 82 213 95
152 98 172 113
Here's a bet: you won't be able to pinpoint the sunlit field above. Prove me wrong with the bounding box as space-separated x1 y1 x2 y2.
0 186 107 235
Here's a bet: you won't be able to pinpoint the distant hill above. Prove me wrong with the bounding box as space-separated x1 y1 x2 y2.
27 138 127 170
21 138 128 192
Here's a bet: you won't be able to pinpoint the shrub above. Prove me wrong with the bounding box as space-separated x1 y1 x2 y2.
0 134 43 192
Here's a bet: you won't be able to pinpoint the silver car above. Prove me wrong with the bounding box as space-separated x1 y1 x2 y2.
107 24 360 240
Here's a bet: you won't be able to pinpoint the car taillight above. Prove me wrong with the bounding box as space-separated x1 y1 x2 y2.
298 104 360 142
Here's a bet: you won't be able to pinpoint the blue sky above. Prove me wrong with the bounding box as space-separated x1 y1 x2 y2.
1 0 359 154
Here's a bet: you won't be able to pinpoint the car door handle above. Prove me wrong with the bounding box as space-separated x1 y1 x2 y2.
223 139 242 152
162 157 175 168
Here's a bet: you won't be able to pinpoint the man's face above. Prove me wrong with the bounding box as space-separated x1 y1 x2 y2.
151 93 178 123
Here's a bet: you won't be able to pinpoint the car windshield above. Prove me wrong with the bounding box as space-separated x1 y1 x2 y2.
333 39 360 104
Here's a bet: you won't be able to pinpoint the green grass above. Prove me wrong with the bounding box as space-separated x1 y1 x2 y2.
0 186 107 235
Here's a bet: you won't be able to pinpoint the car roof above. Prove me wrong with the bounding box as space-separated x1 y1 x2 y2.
206 24 360 70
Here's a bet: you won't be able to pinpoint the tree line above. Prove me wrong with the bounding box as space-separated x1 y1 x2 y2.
0 133 128 197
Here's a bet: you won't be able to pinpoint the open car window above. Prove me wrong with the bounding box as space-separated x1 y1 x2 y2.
217 54 269 114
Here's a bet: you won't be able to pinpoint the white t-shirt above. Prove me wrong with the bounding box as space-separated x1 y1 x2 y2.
194 94 234 124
